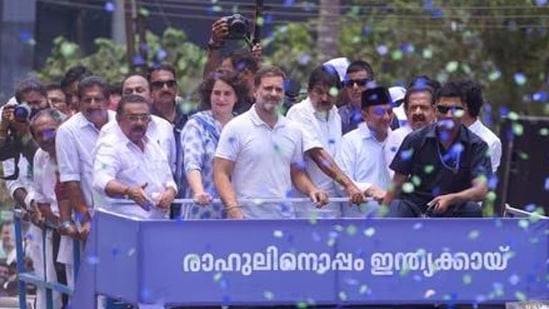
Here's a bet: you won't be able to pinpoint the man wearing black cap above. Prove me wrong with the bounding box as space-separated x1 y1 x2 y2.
336 86 394 217
383 81 492 217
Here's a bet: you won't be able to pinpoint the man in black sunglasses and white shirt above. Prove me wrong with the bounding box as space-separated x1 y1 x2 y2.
338 60 376 134
383 81 492 218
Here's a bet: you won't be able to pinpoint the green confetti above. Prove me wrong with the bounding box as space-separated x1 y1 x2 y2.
391 50 403 60
488 70 501 81
424 165 435 174
468 230 480 239
338 291 348 301
402 182 415 193
512 123 524 136
518 219 529 229
256 16 265 26
273 230 284 238
508 111 520 121
329 87 339 97
359 284 368 294
539 128 548 136
264 290 274 300
212 5 222 12
411 175 422 187
514 291 527 301
462 274 473 285
296 301 308 309
138 8 150 16
60 42 77 57
346 224 357 236
422 48 433 59
351 36 360 43
485 191 496 202
363 227 376 237
213 272 223 282
445 61 459 72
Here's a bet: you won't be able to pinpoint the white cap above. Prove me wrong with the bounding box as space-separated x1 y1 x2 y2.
389 86 406 104
323 57 350 82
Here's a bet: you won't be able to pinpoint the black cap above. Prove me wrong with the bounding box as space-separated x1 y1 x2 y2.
361 86 391 109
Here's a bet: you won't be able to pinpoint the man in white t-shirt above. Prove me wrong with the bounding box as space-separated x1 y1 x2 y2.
287 64 364 218
459 79 502 173
214 66 329 219
55 76 116 239
93 94 177 219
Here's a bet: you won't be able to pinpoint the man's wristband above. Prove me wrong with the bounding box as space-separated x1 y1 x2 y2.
60 220 74 229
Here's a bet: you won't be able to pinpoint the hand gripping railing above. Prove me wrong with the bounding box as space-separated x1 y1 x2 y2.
13 208 81 309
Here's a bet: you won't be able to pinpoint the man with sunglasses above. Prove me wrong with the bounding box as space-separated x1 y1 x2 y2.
383 81 492 218
338 60 375 134
148 64 191 217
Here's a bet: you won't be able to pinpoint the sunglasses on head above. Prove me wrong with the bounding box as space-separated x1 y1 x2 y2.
343 78 372 88
151 80 177 89
436 105 464 114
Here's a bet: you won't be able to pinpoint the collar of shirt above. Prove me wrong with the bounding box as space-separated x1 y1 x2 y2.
249 104 288 129
151 101 190 129
425 123 470 144
78 110 116 129
358 122 391 143
301 97 338 123
468 118 483 131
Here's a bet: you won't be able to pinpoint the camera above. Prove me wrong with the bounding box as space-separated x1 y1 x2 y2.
224 14 251 40
13 103 32 122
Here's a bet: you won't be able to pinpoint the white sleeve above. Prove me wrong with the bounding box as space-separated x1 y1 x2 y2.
31 152 48 204
92 139 120 193
335 135 372 192
214 121 240 162
490 138 502 173
55 124 81 182
3 155 29 197
286 108 322 152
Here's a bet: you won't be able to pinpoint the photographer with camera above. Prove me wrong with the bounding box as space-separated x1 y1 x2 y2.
203 14 262 82
0 77 50 171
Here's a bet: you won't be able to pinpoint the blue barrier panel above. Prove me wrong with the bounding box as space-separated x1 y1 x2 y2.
71 209 549 307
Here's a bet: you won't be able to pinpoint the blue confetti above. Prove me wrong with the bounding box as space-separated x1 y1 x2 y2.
534 0 547 6
156 48 167 61
545 177 549 191
284 0 295 7
298 53 311 65
132 55 146 66
376 45 389 56
430 8 444 18
363 26 373 36
513 72 527 85
104 1 115 12
533 91 548 102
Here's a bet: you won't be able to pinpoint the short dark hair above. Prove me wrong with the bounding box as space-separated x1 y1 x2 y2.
308 64 342 91
109 82 123 96
403 87 436 110
116 94 149 116
29 108 67 136
45 82 63 93
147 63 177 82
199 68 249 111
254 66 286 88
346 60 375 79
408 75 440 92
459 79 483 118
60 65 93 90
14 76 47 104
226 48 259 74
78 76 110 100
436 81 463 102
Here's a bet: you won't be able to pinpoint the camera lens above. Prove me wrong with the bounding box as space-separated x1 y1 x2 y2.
230 20 247 37
13 104 31 121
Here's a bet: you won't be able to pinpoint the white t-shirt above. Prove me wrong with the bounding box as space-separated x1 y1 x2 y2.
468 119 502 173
286 98 341 217
215 105 306 219
93 124 177 219
55 111 116 209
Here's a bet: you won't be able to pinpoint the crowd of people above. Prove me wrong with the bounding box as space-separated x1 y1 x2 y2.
0 17 502 309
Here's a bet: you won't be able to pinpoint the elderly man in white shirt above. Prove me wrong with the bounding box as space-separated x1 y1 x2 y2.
384 84 437 177
336 86 395 217
27 108 69 309
459 79 502 173
55 76 116 237
93 94 177 219
214 66 329 219
287 64 364 218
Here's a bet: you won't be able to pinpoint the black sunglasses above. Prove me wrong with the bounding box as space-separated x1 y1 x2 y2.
151 80 177 89
343 78 372 88
436 105 464 114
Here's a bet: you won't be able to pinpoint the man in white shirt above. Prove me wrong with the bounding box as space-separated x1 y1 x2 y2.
214 66 329 219
287 64 364 218
28 108 68 309
93 94 177 219
385 84 437 177
336 86 394 217
459 79 502 173
55 76 116 239
99 74 176 173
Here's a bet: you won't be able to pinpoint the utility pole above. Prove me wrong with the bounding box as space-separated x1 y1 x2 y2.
124 0 137 72
111 0 126 45
317 0 340 60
